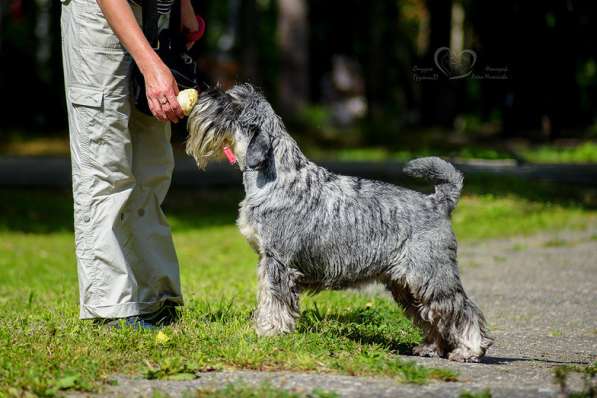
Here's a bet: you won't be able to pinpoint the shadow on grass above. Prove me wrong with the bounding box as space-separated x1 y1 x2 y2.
184 297 252 324
0 173 594 233
297 304 419 355
0 188 244 233
394 173 597 209
462 174 597 208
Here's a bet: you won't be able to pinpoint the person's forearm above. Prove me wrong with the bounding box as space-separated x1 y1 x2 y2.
96 0 185 122
181 0 198 32
96 0 161 75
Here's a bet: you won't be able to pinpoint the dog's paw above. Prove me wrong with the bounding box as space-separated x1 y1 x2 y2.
255 324 286 337
447 348 480 363
412 343 441 358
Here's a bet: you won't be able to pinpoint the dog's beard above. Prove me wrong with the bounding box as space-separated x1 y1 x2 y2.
185 98 236 169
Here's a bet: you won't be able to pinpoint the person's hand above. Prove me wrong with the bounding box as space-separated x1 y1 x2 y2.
142 60 184 123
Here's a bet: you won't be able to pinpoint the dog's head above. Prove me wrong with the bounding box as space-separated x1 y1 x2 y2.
186 84 278 171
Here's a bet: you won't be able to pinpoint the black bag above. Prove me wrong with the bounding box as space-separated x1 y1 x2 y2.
131 0 203 115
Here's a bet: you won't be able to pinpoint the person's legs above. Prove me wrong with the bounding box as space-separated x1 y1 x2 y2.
61 0 182 320
126 106 182 312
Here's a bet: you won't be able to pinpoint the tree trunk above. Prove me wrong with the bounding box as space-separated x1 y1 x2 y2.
278 0 309 116
420 0 454 127
239 0 259 84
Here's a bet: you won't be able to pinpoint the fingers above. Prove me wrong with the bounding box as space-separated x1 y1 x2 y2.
148 96 168 122
161 98 180 123
147 93 180 123
143 65 184 122
167 92 185 120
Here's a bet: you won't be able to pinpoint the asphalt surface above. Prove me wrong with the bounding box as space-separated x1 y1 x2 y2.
2 156 597 188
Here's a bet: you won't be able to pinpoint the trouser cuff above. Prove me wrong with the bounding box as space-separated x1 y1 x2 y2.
80 296 184 320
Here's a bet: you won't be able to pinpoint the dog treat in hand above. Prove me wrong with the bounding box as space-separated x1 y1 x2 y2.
177 89 199 116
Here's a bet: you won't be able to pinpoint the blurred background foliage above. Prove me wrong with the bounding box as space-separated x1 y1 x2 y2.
2 0 597 161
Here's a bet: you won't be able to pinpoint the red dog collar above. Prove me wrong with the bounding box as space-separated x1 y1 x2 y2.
223 146 237 165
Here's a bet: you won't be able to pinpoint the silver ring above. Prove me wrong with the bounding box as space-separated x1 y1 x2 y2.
160 97 168 105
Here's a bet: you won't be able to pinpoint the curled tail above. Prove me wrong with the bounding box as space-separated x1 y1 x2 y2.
403 157 463 214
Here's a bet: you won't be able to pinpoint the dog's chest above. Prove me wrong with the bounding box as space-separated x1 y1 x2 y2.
237 206 261 252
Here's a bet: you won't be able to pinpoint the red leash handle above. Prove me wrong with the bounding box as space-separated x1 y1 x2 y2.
186 15 206 45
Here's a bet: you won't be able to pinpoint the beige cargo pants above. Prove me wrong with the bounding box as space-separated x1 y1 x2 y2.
61 0 183 319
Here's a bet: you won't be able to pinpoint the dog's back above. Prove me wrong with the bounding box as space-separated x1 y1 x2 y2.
243 157 461 290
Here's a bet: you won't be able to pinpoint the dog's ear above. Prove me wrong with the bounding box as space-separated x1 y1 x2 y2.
246 125 271 170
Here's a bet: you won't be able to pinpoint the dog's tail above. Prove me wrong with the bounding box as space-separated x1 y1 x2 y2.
403 157 463 214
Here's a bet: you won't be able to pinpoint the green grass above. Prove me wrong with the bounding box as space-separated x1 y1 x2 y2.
306 146 513 163
553 362 597 398
0 191 441 396
0 227 448 396
0 176 595 396
522 142 597 164
305 141 597 164
452 195 592 240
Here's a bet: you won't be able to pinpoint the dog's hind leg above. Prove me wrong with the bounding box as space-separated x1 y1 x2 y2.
387 281 447 358
254 255 301 336
399 258 492 362
387 230 493 361
418 277 492 362
440 294 494 362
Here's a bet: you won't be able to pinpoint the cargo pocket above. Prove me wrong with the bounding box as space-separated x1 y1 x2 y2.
69 85 133 192
70 85 104 108
69 85 104 167
69 85 104 261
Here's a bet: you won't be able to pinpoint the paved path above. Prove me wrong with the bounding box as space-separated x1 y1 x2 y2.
2 156 597 187
72 227 597 397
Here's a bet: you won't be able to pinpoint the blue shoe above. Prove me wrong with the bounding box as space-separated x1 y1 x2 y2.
95 316 158 330
142 301 180 326
96 302 180 329
105 317 158 330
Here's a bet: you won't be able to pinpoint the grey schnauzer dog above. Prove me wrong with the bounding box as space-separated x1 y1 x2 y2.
185 84 493 362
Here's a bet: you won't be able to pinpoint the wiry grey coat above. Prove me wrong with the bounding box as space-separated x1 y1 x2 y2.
186 84 493 362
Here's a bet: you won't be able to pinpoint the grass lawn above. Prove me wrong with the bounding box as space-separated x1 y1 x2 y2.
304 141 597 164
0 176 595 396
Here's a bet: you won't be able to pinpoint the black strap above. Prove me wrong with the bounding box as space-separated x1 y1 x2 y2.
142 0 159 48
134 0 203 115
169 0 181 33
142 0 180 48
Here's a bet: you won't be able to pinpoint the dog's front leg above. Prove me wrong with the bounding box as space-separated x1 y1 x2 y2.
254 255 301 336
